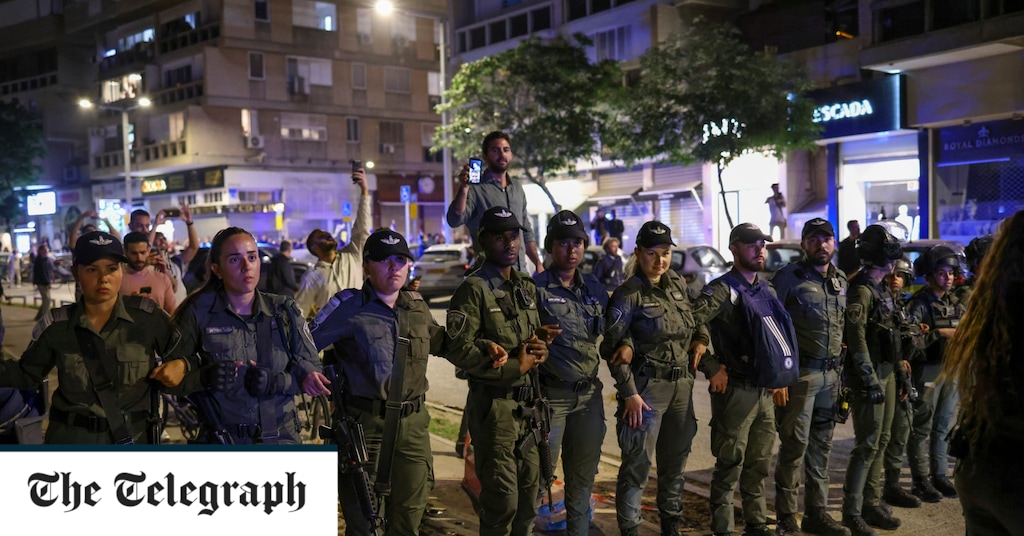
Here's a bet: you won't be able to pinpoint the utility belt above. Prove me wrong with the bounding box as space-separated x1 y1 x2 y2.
635 360 688 382
346 394 425 418
727 376 763 391
471 382 532 403
50 407 148 434
540 374 597 393
800 356 839 372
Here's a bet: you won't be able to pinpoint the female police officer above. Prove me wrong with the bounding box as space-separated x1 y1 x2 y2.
151 227 329 444
308 229 444 536
1 232 176 443
534 210 607 536
600 221 712 536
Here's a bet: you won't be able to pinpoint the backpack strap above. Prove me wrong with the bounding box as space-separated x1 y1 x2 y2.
73 328 137 444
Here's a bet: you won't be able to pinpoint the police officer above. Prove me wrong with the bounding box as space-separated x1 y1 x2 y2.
534 210 607 536
0 232 176 443
700 223 783 536
841 224 904 536
444 206 549 536
770 218 852 536
155 227 330 444
954 235 992 306
308 229 443 536
879 258 926 510
905 245 965 501
600 220 712 536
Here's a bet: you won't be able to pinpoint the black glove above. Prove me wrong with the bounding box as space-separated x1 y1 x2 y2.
866 383 885 405
244 365 288 397
201 361 238 392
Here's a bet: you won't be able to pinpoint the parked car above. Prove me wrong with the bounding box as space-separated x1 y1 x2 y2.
184 244 312 294
670 244 731 293
410 244 472 299
765 240 806 273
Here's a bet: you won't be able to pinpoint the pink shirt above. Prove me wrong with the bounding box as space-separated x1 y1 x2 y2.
120 268 177 314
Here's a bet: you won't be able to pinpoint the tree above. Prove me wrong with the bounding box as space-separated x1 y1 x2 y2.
606 19 820 228
0 99 47 227
434 34 623 211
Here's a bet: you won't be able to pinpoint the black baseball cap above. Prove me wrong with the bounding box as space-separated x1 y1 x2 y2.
636 221 676 248
546 210 588 241
363 229 413 261
478 206 526 236
729 223 773 244
802 218 835 240
73 231 130 266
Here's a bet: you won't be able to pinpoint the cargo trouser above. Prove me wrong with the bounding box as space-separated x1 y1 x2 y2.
709 381 776 534
843 371 895 517
546 381 606 536
615 374 698 530
955 453 1024 534
467 390 540 536
908 365 959 479
774 366 840 517
339 406 434 536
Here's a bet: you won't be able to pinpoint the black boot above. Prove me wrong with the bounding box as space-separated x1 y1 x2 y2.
931 475 958 498
862 504 901 530
841 515 876 536
802 511 852 536
882 482 921 508
621 527 638 536
911 476 943 503
660 517 681 536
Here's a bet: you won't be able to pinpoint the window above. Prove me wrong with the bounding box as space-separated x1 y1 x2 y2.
203 192 224 204
422 124 442 163
117 29 155 52
292 0 337 31
590 25 632 62
352 63 366 89
248 52 265 79
384 67 410 93
280 112 328 141
346 117 360 142
164 64 193 86
390 12 416 43
101 73 144 103
286 56 332 86
379 121 404 144
149 112 185 142
238 191 280 202
255 0 269 22
356 9 372 43
242 109 260 137
180 194 197 206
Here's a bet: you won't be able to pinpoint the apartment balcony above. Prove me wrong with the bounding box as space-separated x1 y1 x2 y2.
91 139 189 175
0 72 59 97
152 79 204 106
98 42 155 77
63 0 182 34
293 26 338 50
158 22 221 55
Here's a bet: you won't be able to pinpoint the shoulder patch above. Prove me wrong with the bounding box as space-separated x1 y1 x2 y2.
846 303 864 324
404 290 424 302
127 295 157 313
607 307 625 332
446 310 468 339
309 290 351 332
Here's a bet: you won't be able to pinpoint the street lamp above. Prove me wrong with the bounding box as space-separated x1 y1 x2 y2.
78 96 151 230
374 0 452 243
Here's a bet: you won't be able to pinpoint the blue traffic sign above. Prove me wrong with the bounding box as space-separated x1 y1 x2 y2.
400 185 411 203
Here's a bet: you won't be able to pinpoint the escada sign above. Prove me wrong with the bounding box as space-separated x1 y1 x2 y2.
813 100 874 123
808 75 904 139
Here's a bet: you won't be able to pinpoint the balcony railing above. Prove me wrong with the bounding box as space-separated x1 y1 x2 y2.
0 72 58 96
159 22 221 54
99 42 155 74
92 140 187 171
153 80 204 106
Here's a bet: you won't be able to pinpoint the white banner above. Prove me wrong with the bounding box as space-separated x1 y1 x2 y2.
0 445 338 533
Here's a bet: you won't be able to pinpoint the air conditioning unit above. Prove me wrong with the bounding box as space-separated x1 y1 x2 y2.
246 135 265 149
392 36 409 49
357 33 372 45
63 166 79 182
289 76 308 95
379 143 395 154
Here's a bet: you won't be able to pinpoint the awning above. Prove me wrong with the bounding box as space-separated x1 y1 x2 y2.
636 181 702 200
587 185 641 204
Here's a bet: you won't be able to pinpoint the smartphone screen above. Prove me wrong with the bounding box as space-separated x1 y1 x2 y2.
164 208 181 218
468 158 483 184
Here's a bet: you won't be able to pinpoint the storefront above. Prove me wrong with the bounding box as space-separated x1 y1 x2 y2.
932 119 1024 243
810 76 923 239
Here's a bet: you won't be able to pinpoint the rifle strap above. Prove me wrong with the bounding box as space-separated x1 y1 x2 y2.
375 302 411 496
255 311 281 444
74 327 136 444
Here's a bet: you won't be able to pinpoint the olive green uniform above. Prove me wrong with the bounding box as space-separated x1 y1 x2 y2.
169 290 323 444
906 288 964 481
600 270 712 531
842 273 899 518
534 269 607 536
882 291 925 489
770 261 847 518
309 284 444 536
0 296 176 443
445 262 542 536
700 271 779 534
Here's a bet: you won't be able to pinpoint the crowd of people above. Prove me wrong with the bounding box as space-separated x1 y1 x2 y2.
0 129 1020 536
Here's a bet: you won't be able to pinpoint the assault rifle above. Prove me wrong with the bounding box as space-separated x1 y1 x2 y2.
515 368 556 506
830 345 852 424
894 363 919 417
318 366 381 533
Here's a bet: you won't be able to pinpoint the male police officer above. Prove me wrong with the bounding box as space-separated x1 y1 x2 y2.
954 235 992 306
309 229 444 536
906 245 965 501
701 223 786 536
842 225 904 536
444 206 549 536
771 219 851 536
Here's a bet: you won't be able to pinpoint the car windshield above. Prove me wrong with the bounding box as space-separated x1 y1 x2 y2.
419 250 462 263
767 246 803 272
692 247 727 268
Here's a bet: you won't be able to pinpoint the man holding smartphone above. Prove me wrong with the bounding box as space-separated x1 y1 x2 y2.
446 131 545 275
120 232 177 314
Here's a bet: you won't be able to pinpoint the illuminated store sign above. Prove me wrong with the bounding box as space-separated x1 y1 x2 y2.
938 119 1024 165
809 75 904 140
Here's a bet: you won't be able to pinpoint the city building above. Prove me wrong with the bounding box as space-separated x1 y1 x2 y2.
0 0 447 251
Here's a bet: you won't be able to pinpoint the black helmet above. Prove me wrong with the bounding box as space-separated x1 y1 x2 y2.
856 224 903 267
893 258 913 284
964 235 993 272
913 244 964 278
